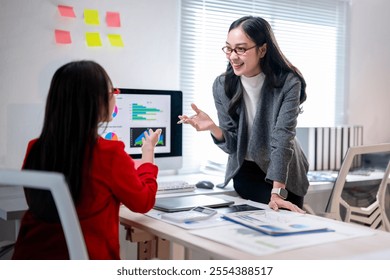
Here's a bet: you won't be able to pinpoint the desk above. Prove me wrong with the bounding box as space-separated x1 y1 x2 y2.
157 172 237 198
0 185 27 221
304 181 334 214
0 171 334 222
122 173 237 259
119 195 390 260
3 172 386 259
158 172 335 213
1 170 383 220
0 185 27 242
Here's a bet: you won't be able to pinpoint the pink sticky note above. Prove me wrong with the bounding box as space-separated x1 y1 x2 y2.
106 12 121 27
55 30 72 44
58 5 76 18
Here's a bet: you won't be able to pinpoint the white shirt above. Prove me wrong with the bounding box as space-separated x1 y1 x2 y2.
241 72 265 160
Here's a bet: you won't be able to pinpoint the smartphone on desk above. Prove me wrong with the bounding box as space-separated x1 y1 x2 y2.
161 206 218 223
218 204 265 214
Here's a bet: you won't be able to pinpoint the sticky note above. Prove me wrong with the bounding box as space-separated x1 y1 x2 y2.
107 34 124 47
85 32 102 47
55 30 72 44
58 5 76 18
106 12 121 27
84 9 100 25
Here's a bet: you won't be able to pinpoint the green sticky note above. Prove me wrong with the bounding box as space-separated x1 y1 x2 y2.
84 9 100 25
107 34 124 47
85 32 102 47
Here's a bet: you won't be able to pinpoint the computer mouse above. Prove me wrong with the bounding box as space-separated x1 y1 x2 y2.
195 180 214 189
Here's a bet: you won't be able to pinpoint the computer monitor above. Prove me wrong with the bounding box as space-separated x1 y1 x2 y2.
99 88 183 171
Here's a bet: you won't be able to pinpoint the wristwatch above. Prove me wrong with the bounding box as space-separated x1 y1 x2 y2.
271 188 288 199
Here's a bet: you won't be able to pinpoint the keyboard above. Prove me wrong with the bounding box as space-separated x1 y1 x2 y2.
157 180 196 194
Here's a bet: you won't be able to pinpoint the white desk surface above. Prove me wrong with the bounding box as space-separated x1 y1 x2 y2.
119 195 390 260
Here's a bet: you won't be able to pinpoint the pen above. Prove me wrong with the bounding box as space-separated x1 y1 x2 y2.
177 114 196 124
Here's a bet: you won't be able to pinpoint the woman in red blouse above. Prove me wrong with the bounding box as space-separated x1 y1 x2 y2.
12 60 161 259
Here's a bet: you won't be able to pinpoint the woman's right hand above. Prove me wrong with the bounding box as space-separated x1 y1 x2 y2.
178 103 216 131
178 103 224 141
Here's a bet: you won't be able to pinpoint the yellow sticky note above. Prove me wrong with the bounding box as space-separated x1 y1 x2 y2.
107 34 124 47
84 9 100 25
85 32 102 47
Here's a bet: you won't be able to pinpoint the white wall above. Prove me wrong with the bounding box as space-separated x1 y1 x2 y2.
348 0 390 145
0 0 180 169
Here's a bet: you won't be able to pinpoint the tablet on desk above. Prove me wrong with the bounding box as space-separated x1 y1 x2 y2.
153 194 234 212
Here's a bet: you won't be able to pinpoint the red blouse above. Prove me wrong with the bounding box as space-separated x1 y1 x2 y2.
12 137 158 260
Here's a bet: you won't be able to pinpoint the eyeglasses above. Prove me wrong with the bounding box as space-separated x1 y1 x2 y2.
222 45 257 55
111 88 120 95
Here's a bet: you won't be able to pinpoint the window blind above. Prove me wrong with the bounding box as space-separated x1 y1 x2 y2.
180 0 349 173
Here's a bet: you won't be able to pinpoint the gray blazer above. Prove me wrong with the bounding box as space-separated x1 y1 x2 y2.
211 73 309 197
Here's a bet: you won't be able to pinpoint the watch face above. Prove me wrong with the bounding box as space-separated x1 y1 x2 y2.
280 188 288 199
272 188 288 199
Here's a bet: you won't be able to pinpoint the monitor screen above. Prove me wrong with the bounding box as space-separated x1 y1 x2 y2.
99 88 183 171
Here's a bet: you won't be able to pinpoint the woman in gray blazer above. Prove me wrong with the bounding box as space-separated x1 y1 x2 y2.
178 16 309 213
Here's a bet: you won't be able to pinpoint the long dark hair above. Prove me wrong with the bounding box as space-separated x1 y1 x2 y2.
223 16 307 119
23 60 113 222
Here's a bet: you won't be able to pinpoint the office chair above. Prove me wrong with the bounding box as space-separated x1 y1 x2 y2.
0 169 89 259
378 159 390 231
324 143 390 231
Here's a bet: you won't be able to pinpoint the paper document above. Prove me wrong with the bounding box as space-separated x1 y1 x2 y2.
222 210 331 236
146 209 230 229
191 220 374 257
